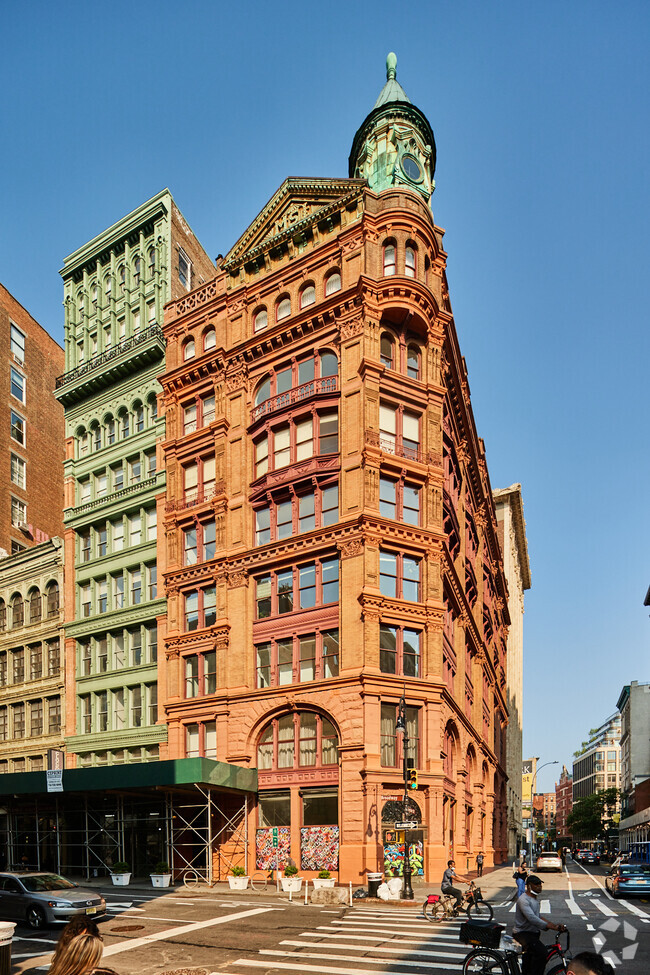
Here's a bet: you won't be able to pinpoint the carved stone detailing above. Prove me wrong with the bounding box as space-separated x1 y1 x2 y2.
343 234 363 253
365 467 378 508
227 569 247 588
225 360 248 392
340 315 364 341
340 537 363 559
174 281 218 316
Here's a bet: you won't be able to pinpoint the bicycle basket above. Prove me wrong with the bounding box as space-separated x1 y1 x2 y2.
459 920 503 948
426 894 440 904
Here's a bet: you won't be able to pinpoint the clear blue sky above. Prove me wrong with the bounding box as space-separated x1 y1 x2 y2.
2 1 648 793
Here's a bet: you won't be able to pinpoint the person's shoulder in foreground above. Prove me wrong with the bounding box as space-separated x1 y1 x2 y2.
567 951 615 975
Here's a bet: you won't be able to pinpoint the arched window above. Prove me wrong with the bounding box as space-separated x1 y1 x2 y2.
148 246 156 276
203 327 216 351
383 242 396 276
255 376 271 406
0 599 5 631
118 408 129 440
90 421 101 452
325 272 341 296
254 308 268 333
147 393 158 421
29 588 41 623
405 244 417 278
11 594 24 629
118 264 126 294
133 400 144 433
77 428 89 458
257 712 338 771
77 292 84 324
320 350 338 377
380 333 395 369
443 725 457 779
276 296 291 322
105 414 116 445
91 282 98 307
133 256 141 286
407 344 421 380
104 275 112 304
183 338 196 361
46 582 60 618
300 285 315 309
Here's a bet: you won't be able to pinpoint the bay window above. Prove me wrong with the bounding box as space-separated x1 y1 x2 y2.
256 629 339 687
255 558 339 619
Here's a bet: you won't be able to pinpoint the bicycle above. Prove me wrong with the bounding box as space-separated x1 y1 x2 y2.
423 880 494 921
462 926 571 974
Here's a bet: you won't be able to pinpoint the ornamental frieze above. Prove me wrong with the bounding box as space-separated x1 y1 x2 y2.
174 280 219 317
340 314 364 341
340 537 363 559
227 569 247 589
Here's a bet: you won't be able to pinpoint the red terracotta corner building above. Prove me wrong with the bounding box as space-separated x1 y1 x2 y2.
159 55 510 884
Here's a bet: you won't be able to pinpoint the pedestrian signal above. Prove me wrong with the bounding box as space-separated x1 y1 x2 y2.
407 768 418 790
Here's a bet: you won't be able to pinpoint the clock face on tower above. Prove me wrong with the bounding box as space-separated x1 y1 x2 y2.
401 153 423 183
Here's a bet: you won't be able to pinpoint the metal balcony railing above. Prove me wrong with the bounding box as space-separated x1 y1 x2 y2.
250 376 338 423
56 325 165 388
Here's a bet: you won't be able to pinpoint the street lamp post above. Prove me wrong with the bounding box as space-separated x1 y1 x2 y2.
395 694 414 900
529 759 559 868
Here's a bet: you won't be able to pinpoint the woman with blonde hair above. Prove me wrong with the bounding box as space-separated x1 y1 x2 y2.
48 924 117 975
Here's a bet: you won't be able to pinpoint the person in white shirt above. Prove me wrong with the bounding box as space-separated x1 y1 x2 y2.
513 875 566 975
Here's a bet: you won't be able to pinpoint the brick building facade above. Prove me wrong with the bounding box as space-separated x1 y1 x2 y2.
0 284 64 558
555 764 573 839
159 56 510 884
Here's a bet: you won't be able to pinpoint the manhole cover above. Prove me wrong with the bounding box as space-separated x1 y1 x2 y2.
160 970 207 975
109 924 146 933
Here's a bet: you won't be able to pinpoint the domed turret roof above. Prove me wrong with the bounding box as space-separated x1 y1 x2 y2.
349 53 436 183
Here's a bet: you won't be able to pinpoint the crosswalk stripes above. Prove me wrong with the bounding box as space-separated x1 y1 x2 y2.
225 896 650 975
227 908 473 974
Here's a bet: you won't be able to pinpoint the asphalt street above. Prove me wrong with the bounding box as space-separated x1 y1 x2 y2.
9 859 649 974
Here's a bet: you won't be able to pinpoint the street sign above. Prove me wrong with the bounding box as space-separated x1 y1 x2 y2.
395 821 418 829
271 827 278 848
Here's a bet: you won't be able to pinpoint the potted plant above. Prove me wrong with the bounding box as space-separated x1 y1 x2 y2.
280 863 303 893
228 865 250 890
150 861 172 888
110 861 131 886
312 869 335 890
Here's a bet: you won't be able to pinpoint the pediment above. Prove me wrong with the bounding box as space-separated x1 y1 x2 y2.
223 177 365 270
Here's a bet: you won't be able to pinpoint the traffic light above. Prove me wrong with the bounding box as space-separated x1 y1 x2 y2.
407 768 418 790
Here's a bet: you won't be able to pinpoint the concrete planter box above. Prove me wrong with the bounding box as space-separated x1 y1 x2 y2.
228 876 250 890
110 873 131 886
150 874 172 888
281 876 303 892
312 877 335 889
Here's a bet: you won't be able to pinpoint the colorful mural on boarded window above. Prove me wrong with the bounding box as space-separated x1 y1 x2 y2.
300 825 339 870
256 826 290 869
383 833 424 876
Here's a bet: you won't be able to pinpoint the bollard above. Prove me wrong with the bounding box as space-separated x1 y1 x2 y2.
0 922 15 975
304 879 308 905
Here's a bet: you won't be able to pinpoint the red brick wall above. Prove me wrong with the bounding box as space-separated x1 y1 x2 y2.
0 284 64 556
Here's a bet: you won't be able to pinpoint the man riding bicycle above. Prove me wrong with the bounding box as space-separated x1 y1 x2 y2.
441 858 469 911
513 874 566 975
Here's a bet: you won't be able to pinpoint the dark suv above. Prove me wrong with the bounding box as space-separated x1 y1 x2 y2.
578 850 600 864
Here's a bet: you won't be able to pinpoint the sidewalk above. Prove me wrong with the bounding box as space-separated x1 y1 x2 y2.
82 861 518 905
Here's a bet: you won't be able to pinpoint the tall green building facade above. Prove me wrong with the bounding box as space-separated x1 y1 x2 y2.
56 190 214 766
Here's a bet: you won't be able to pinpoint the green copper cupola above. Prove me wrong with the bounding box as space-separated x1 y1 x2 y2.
349 53 436 205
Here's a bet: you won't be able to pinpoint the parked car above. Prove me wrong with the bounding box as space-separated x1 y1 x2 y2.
536 851 563 872
0 872 106 929
606 862 650 898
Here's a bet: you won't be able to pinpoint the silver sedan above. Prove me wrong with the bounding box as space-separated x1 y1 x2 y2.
0 872 107 929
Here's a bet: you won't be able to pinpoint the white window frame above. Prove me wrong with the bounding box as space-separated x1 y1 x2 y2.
10 323 25 363
10 368 25 404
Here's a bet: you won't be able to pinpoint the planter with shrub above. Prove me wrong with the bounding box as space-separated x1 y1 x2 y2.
228 865 250 890
280 863 303 892
312 869 335 889
150 861 172 888
110 862 131 886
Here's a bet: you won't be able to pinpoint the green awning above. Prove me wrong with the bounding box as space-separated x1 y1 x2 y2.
0 758 257 797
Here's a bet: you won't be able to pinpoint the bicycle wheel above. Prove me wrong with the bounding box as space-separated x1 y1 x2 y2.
182 869 200 890
422 898 442 920
466 899 494 920
462 948 508 974
250 870 269 891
